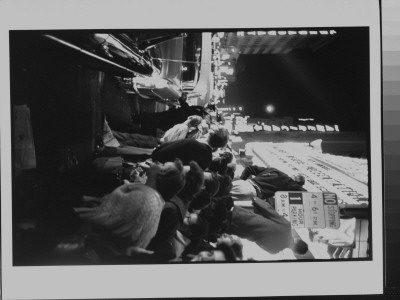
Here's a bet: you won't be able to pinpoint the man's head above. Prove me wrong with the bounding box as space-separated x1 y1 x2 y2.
75 183 164 250
292 174 306 186
207 125 229 151
292 238 309 255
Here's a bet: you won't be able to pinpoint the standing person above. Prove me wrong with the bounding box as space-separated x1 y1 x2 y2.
230 165 306 201
151 125 230 170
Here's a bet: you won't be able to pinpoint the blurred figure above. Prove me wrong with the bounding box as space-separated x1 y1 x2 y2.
189 234 243 262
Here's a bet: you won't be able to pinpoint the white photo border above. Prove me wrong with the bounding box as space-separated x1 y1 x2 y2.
0 0 382 298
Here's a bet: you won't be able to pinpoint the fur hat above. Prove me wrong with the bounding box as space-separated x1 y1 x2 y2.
75 183 164 250
155 159 185 201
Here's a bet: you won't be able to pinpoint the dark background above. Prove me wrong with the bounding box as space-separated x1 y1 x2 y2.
226 28 370 132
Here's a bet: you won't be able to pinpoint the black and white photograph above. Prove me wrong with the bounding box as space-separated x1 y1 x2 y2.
0 0 383 299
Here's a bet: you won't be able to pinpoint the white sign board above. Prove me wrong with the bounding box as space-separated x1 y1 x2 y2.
275 191 340 229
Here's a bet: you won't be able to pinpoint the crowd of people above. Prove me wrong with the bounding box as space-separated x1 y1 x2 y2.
13 95 310 265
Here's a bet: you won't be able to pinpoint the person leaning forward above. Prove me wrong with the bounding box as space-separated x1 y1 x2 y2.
230 165 306 201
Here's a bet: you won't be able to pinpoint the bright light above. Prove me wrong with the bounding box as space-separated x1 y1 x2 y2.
330 30 337 35
237 31 245 36
278 31 287 35
239 107 243 111
233 107 236 111
257 31 266 35
334 125 340 132
288 31 297 35
307 125 316 131
281 125 290 131
231 48 235 53
247 31 256 35
290 126 299 131
265 104 275 113
319 30 329 35
264 125 272 131
316 125 326 132
299 125 307 131
181 66 188 71
299 30 308 35
272 125 281 131
298 118 315 121
220 66 234 75
310 31 318 35
268 31 277 36
325 125 335 132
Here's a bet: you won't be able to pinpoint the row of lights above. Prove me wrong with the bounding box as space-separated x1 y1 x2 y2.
253 123 340 132
234 30 336 36
219 107 243 111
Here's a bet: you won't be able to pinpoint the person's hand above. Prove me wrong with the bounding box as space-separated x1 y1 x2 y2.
125 246 154 256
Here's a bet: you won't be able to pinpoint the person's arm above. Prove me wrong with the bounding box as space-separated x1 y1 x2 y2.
252 197 288 224
239 165 267 180
162 124 189 143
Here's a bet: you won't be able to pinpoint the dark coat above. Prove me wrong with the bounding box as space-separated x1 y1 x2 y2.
152 139 212 170
147 196 189 259
240 166 306 198
227 198 294 254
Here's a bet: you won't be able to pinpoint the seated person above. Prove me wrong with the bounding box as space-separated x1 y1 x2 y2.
147 161 204 260
231 165 306 201
151 125 230 170
161 115 203 143
227 197 309 255
111 115 204 148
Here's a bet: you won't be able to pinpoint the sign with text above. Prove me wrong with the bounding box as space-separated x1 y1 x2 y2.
275 192 340 229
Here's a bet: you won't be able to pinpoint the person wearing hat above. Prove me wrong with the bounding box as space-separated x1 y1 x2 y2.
147 160 204 260
51 182 166 264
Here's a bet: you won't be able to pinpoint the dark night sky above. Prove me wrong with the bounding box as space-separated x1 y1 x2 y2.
225 28 370 131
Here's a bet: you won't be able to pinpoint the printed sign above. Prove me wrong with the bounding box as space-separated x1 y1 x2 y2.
275 192 340 229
